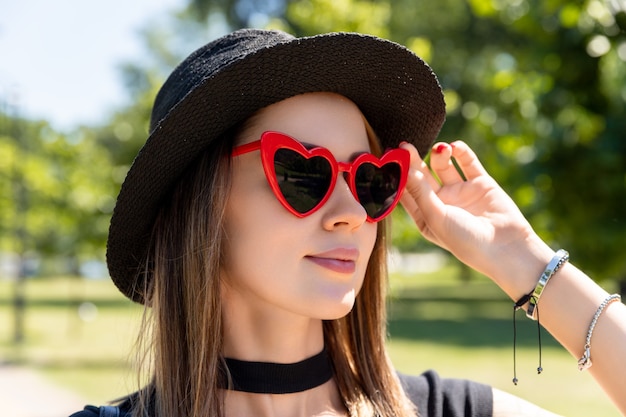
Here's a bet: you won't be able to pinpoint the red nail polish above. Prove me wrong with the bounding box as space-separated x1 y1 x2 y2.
435 143 447 154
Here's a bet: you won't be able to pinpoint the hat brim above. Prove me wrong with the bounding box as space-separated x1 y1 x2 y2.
107 31 445 303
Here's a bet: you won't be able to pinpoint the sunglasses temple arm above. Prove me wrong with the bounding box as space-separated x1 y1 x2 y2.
232 140 262 157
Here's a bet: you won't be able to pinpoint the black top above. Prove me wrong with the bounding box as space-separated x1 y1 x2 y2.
398 371 492 417
69 370 493 417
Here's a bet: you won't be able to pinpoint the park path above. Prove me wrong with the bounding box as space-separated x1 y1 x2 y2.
0 364 87 417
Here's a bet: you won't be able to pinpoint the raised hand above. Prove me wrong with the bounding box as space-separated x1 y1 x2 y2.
399 140 626 416
399 140 549 289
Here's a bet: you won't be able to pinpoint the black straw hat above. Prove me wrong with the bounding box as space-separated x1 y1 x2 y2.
107 28 446 303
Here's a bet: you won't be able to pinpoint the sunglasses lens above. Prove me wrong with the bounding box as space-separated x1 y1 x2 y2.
355 162 402 219
274 149 333 214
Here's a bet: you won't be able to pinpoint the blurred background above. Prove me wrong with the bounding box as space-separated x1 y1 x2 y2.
1 0 625 416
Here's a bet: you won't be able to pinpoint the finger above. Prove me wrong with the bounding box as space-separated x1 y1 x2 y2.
399 176 448 246
399 143 448 231
400 142 440 192
400 184 436 242
399 192 426 232
430 142 464 185
450 140 488 180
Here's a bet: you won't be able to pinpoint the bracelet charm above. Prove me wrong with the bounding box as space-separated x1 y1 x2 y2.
578 345 592 371
578 294 621 371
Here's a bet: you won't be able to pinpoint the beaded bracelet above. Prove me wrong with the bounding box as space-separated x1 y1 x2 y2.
526 249 569 320
578 294 621 371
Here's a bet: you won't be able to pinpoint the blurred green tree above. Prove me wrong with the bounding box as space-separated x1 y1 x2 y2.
394 0 626 290
0 116 114 268
1 109 115 341
171 0 626 291
2 0 623 294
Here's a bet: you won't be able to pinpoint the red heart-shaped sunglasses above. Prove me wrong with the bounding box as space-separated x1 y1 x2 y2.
232 131 409 222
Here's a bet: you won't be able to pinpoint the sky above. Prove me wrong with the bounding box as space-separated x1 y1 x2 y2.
0 0 185 130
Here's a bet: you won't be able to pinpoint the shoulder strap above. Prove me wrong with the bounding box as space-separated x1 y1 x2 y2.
99 406 121 417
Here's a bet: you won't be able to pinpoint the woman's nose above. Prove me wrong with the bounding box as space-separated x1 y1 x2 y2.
320 174 368 230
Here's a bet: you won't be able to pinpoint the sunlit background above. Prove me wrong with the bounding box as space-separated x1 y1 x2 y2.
1 0 625 416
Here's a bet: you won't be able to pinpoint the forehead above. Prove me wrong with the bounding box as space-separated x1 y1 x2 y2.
238 92 371 159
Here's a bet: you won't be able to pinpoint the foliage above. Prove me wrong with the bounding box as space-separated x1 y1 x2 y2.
0 0 624 287
0 274 619 416
0 116 114 267
275 0 626 283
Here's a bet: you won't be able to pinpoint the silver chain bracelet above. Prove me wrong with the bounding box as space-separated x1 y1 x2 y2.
578 293 621 371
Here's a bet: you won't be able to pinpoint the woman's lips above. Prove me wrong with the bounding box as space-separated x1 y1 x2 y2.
305 248 359 274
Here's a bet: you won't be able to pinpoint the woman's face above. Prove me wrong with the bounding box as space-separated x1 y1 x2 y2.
221 92 378 322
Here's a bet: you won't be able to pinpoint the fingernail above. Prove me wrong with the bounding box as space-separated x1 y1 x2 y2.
434 143 447 154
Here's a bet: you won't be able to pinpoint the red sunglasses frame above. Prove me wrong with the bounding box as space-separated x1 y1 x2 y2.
232 131 409 222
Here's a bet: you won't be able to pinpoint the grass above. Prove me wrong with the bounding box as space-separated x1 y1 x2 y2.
0 267 620 416
387 265 618 416
0 277 142 403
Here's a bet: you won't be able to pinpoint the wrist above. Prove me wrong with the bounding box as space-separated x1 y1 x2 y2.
522 249 569 319
487 235 555 302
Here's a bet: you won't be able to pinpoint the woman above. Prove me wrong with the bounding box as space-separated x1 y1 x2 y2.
70 29 626 417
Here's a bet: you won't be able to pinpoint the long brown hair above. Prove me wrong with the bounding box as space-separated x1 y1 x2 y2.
129 121 417 417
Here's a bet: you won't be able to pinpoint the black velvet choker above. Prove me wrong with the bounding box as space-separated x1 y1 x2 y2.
222 349 333 394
